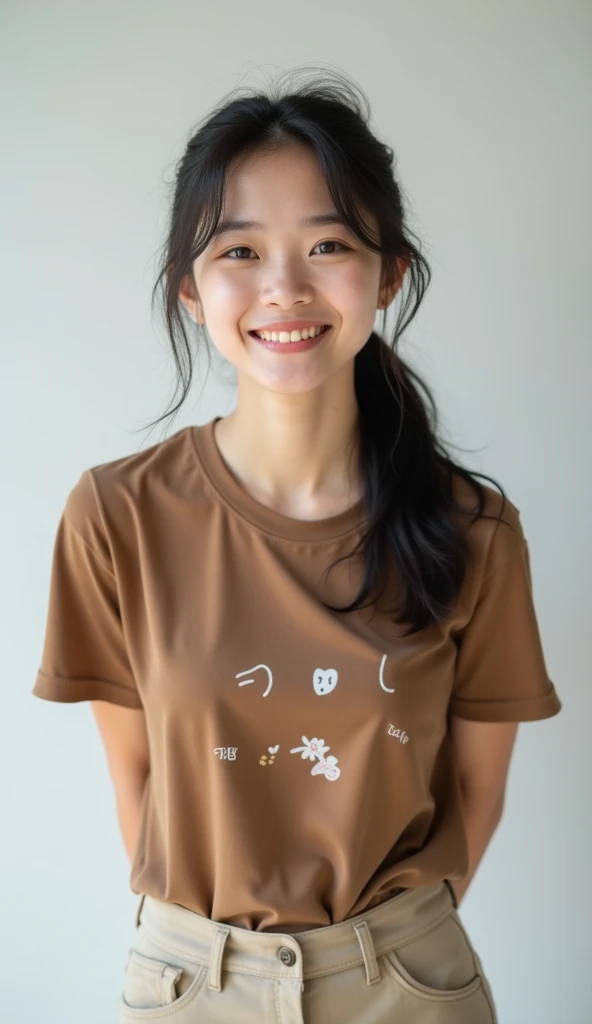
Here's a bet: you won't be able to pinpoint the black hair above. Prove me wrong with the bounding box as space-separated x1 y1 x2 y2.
145 65 508 636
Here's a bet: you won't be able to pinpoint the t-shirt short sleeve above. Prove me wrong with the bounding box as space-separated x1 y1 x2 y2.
449 509 562 723
32 468 142 709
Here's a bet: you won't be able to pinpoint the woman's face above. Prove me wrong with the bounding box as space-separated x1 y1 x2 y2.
184 142 387 395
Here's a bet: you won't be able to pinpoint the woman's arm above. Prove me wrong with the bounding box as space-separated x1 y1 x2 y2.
90 701 150 864
448 716 519 906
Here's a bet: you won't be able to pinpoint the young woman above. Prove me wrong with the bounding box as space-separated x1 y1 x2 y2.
33 68 562 1023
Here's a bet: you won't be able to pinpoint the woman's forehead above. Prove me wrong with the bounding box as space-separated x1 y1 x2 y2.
223 145 332 208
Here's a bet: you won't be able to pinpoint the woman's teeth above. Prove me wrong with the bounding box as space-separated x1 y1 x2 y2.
253 325 329 343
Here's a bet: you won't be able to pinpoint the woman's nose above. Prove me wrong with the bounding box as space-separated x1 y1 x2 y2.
259 266 315 307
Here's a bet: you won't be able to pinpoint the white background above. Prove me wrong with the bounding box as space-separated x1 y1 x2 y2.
3 1 590 1021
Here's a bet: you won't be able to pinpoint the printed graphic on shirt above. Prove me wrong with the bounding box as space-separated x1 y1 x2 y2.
379 653 395 693
236 663 273 696
313 668 338 695
387 724 409 744
213 747 238 760
290 736 341 782
236 653 395 698
259 744 279 766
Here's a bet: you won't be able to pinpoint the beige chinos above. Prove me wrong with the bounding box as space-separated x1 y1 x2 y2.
117 879 497 1023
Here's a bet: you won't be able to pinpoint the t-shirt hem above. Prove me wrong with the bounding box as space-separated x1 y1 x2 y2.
32 669 143 709
448 683 561 722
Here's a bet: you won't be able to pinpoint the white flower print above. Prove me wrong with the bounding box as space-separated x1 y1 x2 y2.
290 736 330 761
290 735 340 782
311 755 341 781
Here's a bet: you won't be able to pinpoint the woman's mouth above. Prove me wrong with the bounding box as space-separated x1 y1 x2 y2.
248 324 332 353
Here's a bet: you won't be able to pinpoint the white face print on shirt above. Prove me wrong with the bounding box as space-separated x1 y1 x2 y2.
235 652 395 698
313 668 338 695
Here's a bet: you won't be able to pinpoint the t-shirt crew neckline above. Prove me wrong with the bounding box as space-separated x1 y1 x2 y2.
190 417 367 543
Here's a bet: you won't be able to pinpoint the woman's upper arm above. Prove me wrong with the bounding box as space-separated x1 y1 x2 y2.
90 700 150 786
449 714 519 806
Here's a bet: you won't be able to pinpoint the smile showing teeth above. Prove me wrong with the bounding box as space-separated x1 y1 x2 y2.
252 324 330 343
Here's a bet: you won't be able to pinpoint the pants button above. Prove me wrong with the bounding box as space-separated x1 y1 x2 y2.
277 946 296 966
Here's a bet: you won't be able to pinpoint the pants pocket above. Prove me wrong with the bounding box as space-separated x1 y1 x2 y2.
117 924 208 1021
380 908 496 1021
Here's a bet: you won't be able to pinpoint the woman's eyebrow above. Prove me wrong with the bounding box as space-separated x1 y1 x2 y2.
211 212 347 239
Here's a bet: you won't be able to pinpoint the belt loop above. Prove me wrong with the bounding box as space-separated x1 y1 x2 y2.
353 920 380 985
208 925 230 992
444 878 459 910
135 893 146 928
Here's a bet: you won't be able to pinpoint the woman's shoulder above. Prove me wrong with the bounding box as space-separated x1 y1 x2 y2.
449 470 525 573
61 425 194 541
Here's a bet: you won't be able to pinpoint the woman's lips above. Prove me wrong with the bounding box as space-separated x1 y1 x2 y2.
248 325 332 353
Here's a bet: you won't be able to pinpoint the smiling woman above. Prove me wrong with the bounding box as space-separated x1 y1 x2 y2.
176 138 389 410
33 64 561 1024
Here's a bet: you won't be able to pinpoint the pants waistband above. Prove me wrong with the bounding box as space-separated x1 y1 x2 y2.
134 880 457 992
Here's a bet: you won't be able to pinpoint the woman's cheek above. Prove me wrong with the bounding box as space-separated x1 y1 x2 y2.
330 261 379 312
202 274 253 330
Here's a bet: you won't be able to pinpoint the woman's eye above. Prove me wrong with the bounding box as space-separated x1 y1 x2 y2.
222 246 255 259
221 240 350 259
313 240 350 255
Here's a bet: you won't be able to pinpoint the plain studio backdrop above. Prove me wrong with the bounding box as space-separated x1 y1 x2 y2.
2 1 590 1021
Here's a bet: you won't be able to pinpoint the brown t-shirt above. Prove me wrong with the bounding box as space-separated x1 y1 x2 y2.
33 417 562 930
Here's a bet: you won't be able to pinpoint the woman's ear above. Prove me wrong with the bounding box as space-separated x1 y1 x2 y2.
178 273 204 323
378 254 409 309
